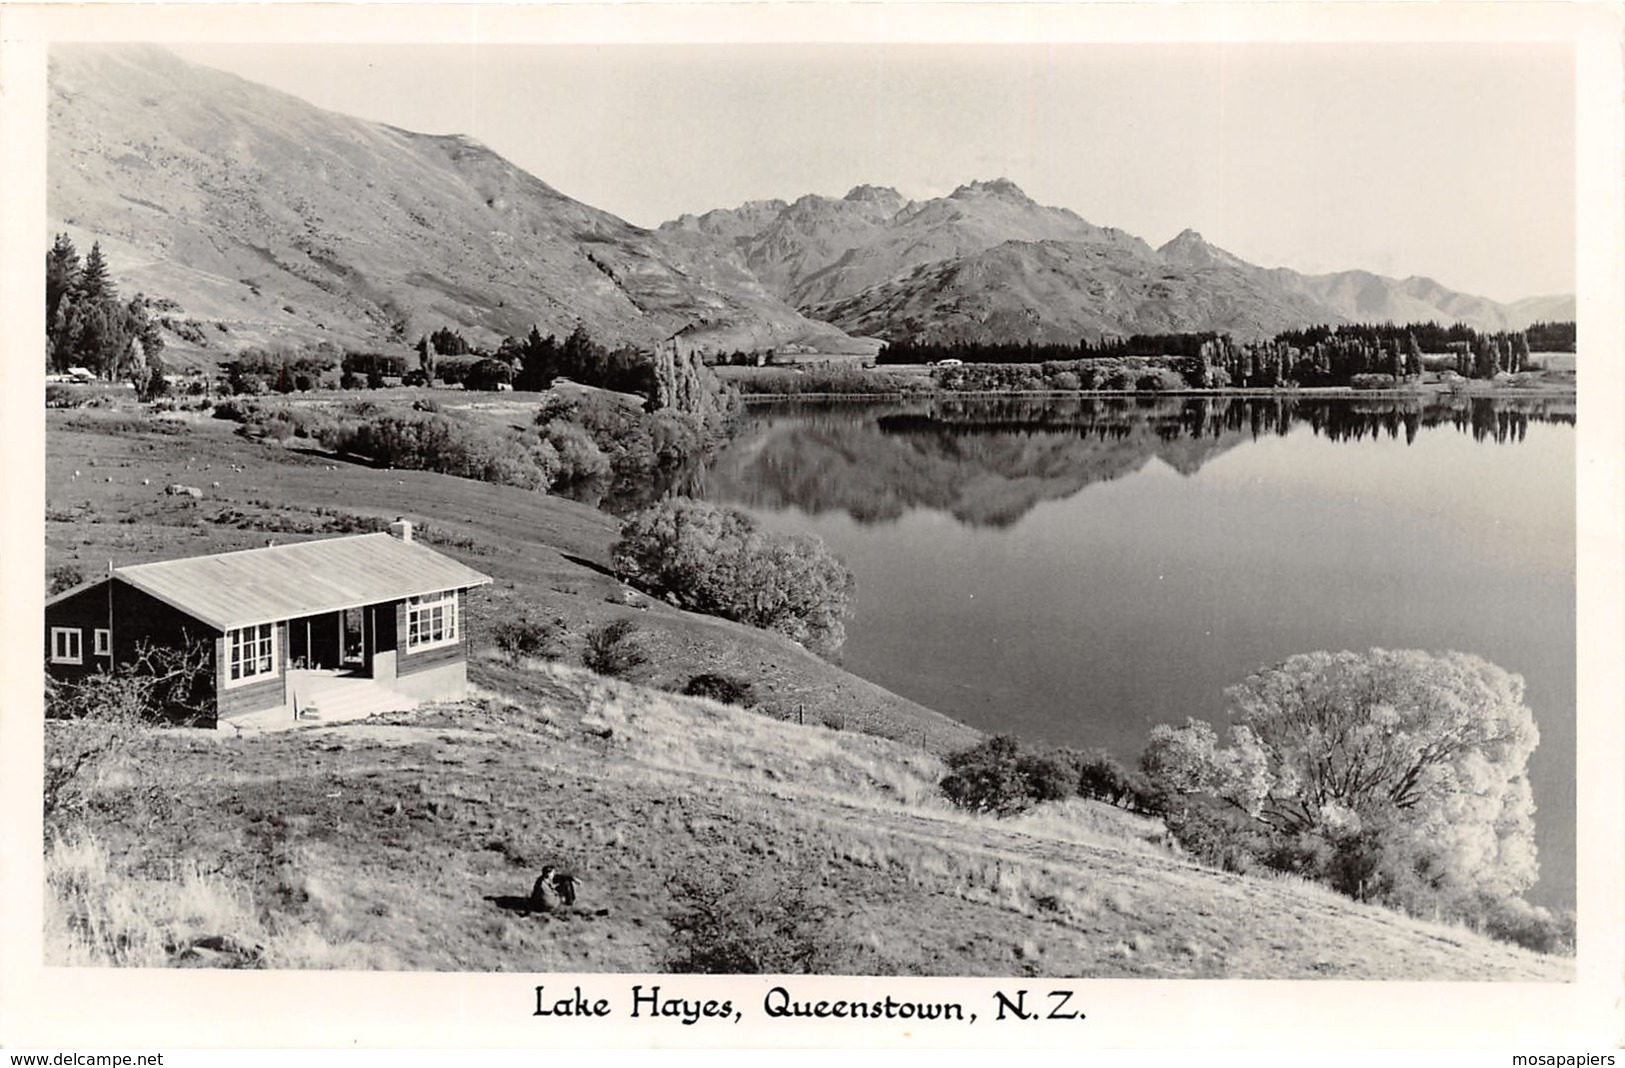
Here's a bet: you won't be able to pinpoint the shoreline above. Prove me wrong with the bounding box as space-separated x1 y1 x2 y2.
737 384 1580 402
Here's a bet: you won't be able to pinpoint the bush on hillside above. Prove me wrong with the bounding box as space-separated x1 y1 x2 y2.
611 499 855 657
537 419 611 486
940 735 1057 817
582 618 647 679
315 412 555 491
47 564 86 597
1065 747 1138 808
534 393 706 486
211 398 259 422
1482 898 1576 956
662 869 871 974
490 613 565 666
681 673 757 707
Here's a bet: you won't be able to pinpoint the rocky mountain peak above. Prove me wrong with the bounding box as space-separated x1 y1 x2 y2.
1158 228 1251 272
844 183 903 204
948 178 1033 203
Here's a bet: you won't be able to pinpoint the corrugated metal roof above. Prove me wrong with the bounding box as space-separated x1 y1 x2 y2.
114 533 492 631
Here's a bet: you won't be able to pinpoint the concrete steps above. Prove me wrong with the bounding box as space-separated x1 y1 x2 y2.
289 673 417 724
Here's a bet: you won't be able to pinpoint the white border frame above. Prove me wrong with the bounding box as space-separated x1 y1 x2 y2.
3 2 1621 1055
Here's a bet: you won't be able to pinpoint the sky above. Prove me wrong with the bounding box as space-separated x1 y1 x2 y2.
165 41 1576 304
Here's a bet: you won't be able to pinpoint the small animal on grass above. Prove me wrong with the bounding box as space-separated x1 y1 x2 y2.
530 865 578 912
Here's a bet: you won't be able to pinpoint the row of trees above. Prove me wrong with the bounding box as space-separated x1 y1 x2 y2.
45 234 168 394
1524 321 1575 352
414 324 658 397
887 320 1569 389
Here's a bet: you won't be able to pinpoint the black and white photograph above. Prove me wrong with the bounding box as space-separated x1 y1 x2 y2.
3 0 1623 1053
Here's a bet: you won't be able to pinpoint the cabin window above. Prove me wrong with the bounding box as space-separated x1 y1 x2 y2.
226 622 277 686
406 591 458 651
50 627 82 665
93 628 111 657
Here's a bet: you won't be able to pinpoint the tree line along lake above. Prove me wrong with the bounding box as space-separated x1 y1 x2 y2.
658 393 1577 908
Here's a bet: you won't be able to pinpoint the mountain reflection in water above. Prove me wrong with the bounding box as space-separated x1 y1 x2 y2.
677 394 1575 529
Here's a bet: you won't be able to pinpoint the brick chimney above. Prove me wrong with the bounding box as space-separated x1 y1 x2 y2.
389 518 414 544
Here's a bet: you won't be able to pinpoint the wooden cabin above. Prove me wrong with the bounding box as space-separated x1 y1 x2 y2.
45 522 492 726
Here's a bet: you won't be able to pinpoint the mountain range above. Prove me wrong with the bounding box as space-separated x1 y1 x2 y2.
663 181 1574 345
48 46 1573 363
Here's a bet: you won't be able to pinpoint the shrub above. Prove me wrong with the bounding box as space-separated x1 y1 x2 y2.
464 358 515 391
434 355 480 387
582 618 647 679
212 398 258 422
612 499 854 656
662 869 868 974
1350 373 1398 391
939 735 1041 816
1482 899 1575 956
236 405 338 443
48 638 214 727
46 385 88 409
681 673 757 707
47 564 86 597
540 420 611 485
45 639 214 834
1136 368 1187 392
315 412 552 491
1015 751 1076 802
1159 796 1272 874
1069 747 1135 807
490 614 564 665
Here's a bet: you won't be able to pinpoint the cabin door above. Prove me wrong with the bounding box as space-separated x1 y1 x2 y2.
341 607 368 672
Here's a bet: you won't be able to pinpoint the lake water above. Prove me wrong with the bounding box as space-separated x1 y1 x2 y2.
684 394 1577 908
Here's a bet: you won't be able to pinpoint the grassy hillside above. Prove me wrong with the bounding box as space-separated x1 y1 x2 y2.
42 401 1572 978
48 659 1569 978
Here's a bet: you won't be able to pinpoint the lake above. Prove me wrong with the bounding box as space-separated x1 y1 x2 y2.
683 394 1577 908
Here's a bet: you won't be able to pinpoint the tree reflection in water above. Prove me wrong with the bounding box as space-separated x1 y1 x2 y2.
657 394 1574 528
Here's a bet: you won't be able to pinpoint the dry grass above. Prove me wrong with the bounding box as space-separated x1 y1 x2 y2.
42 663 1573 977
45 832 401 969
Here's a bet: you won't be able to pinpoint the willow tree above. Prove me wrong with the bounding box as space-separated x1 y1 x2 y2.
611 498 855 657
1141 649 1541 911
